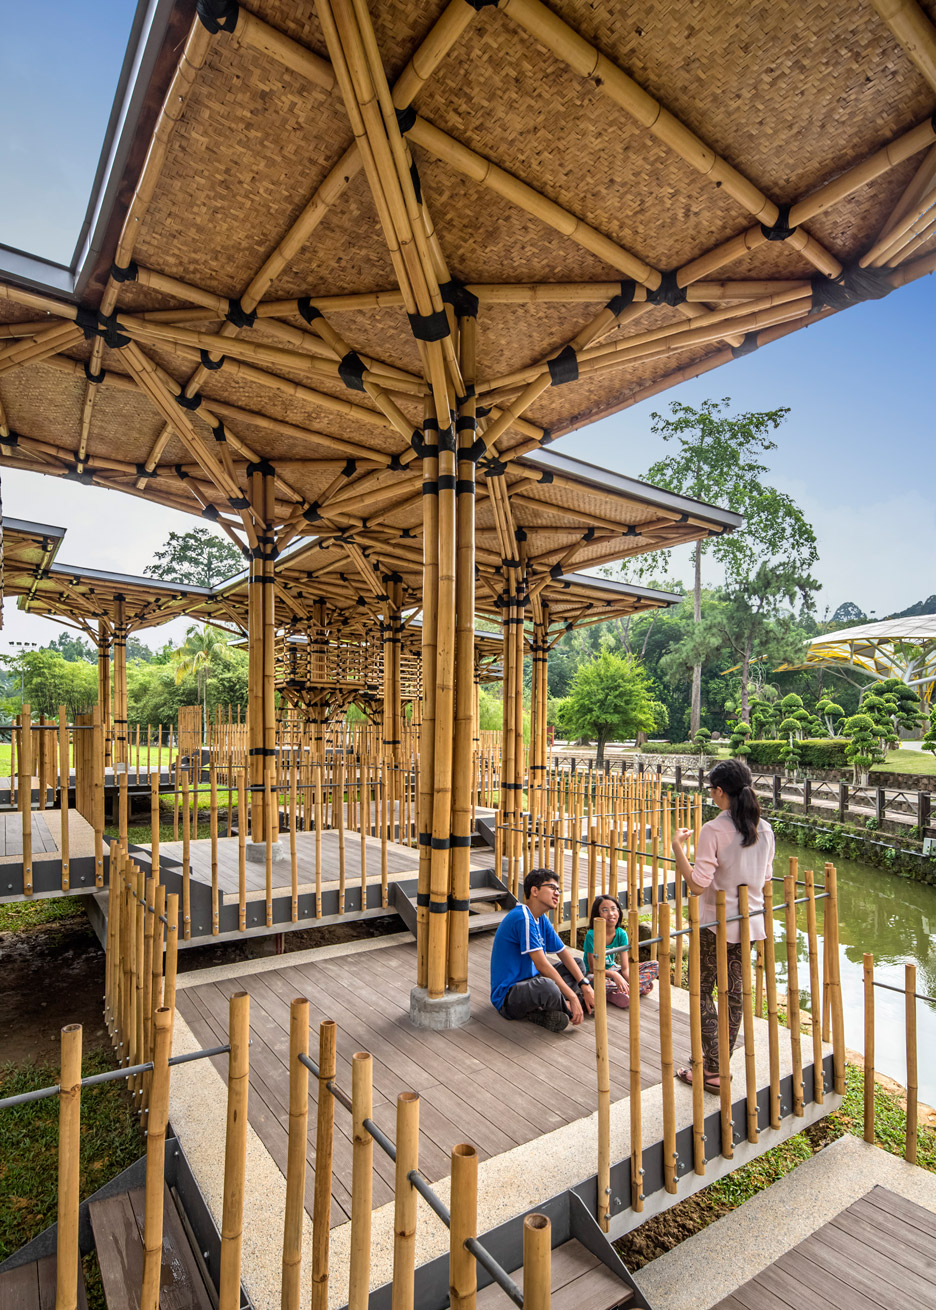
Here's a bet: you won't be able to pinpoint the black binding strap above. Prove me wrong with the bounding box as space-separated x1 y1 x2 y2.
196 0 239 32
297 297 323 324
202 505 220 521
175 391 202 411
646 270 686 307
760 203 797 242
75 306 130 349
407 308 450 342
342 459 357 477
388 452 405 471
731 333 759 358
226 297 256 328
338 351 366 391
409 159 422 205
110 260 138 283
440 278 480 319
84 362 104 384
200 348 225 370
547 344 579 386
395 104 417 134
810 264 893 313
605 280 637 316
211 420 227 442
228 496 249 509
246 458 275 477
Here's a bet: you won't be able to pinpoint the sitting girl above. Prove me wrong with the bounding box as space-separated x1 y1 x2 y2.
582 894 658 1009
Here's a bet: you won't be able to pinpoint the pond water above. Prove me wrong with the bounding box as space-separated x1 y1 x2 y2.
772 837 936 1106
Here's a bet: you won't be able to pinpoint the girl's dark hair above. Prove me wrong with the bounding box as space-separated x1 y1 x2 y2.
587 894 625 932
708 759 761 847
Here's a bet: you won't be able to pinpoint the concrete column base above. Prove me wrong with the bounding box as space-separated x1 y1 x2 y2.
408 986 472 1030
246 840 288 864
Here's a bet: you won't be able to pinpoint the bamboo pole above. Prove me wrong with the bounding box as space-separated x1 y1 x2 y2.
210 763 219 935
762 883 781 1129
289 757 299 922
591 916 611 1230
737 885 758 1144
20 706 32 895
522 1214 551 1310
58 709 70 891
281 998 309 1310
688 896 705 1175
56 1023 82 1310
311 1020 337 1310
392 1092 420 1309
803 870 824 1106
449 1143 478 1308
659 901 677 1193
826 866 846 1094
140 1008 172 1310
863 952 875 1143
348 1051 374 1310
238 767 247 933
905 962 918 1164
715 891 733 1158
784 870 804 1118
219 993 250 1310
628 907 643 1211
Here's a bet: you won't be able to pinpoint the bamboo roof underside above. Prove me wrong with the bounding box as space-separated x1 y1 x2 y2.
2 0 934 579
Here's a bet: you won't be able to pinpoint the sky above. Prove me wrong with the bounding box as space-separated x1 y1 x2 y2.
2 3 934 655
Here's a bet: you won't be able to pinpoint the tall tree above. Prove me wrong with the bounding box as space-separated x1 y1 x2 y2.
144 527 244 589
557 650 657 766
171 625 233 739
641 398 818 734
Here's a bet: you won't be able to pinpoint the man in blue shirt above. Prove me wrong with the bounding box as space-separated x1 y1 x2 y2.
490 868 594 1032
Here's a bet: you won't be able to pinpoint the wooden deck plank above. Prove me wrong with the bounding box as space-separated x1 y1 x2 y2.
475 1239 631 1309
800 1217 936 1306
847 1196 936 1258
860 1185 936 1238
126 1185 214 1310
828 1205 936 1283
0 1261 40 1310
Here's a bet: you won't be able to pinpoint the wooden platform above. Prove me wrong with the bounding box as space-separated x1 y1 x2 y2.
712 1185 936 1310
476 1238 632 1308
0 1255 87 1310
89 1184 213 1310
0 813 58 857
176 935 692 1230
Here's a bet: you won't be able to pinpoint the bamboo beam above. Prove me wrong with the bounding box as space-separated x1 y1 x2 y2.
869 0 936 91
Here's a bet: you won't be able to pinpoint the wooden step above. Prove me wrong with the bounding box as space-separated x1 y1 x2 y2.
475 1238 633 1308
0 1254 88 1310
466 910 508 933
90 1185 214 1310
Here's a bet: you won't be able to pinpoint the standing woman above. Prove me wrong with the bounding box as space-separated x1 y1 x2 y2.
671 759 775 1092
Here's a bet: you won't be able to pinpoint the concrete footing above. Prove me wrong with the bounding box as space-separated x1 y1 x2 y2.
246 840 288 864
408 986 472 1029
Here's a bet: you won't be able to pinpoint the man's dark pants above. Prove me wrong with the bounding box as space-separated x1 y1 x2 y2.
499 969 587 1022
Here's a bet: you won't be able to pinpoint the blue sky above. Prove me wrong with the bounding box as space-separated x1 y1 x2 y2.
2 3 934 649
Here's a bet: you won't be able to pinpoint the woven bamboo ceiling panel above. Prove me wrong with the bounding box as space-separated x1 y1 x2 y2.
2 0 934 587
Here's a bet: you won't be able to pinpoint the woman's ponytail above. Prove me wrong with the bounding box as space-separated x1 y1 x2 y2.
708 759 761 847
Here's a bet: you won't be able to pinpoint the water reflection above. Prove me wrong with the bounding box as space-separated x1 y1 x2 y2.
771 838 936 1105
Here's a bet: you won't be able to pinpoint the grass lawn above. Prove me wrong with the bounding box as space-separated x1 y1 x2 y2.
873 747 936 777
0 897 87 934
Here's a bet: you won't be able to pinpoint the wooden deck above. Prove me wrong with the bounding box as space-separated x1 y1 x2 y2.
476 1239 632 1308
176 935 692 1229
712 1185 936 1310
0 813 58 857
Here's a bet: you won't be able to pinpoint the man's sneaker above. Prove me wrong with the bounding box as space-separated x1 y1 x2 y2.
527 1008 570 1033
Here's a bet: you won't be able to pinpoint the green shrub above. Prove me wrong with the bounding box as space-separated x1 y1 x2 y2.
745 738 850 769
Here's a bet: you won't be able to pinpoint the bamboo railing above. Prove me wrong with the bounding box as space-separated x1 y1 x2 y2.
861 951 934 1165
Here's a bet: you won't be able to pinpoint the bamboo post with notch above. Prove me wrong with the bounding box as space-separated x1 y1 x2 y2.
150 771 160 879
210 763 219 935
449 1143 477 1309
348 1051 374 1310
140 1008 172 1310
58 708 70 891
803 870 824 1105
715 891 733 1158
219 992 250 1310
762 882 781 1128
56 1023 82 1310
20 706 33 895
337 755 346 914
863 952 875 1143
688 896 705 1174
784 869 804 1117
522 1214 551 1310
311 1019 337 1310
826 866 845 1094
282 998 309 1310
659 901 677 1192
905 962 918 1164
238 767 247 932
737 884 758 1143
142 875 156 1088
392 1092 420 1309
592 916 611 1230
181 768 191 940
92 704 105 887
629 906 643 1210
265 774 275 929
289 757 298 922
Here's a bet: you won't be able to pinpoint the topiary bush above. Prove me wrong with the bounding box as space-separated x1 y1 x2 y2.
744 738 851 769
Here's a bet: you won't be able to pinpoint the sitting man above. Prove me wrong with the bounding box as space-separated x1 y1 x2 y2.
490 867 594 1032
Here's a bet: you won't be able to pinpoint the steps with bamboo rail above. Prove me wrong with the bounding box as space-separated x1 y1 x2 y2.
475 1238 633 1308
390 872 516 937
0 1254 88 1309
89 1184 214 1310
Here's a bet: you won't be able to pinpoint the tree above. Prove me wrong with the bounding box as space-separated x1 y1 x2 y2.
171 626 233 739
556 651 656 766
642 399 818 734
144 527 244 589
831 601 866 624
870 678 922 739
922 705 936 759
843 712 887 782
2 650 97 718
816 697 845 737
46 632 95 663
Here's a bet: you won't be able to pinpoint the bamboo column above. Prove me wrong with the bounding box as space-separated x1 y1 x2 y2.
449 1144 478 1309
56 1023 82 1310
140 1008 172 1310
905 962 918 1164
113 596 129 767
97 625 112 767
348 1051 374 1310
826 866 846 1094
593 915 611 1230
416 414 439 991
659 902 677 1193
784 870 804 1118
19 706 32 896
247 464 278 855
715 891 733 1158
219 993 250 1310
737 885 759 1143
803 870 824 1106
628 906 643 1211
522 1214 551 1310
311 1019 337 1310
392 1092 420 1308
863 952 875 1142
688 896 705 1174
282 998 309 1310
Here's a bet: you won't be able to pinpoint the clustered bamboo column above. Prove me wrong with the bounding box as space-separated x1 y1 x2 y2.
247 464 278 846
112 595 129 768
528 613 550 838
97 623 113 768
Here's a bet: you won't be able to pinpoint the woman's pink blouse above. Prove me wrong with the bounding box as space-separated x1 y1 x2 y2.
691 810 775 942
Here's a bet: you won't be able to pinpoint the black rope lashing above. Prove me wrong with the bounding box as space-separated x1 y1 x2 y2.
395 104 417 134
75 307 130 350
407 308 450 342
201 505 220 521
338 351 366 391
175 391 203 411
810 264 893 313
302 502 321 523
136 463 153 481
109 260 138 283
211 420 227 442
440 278 480 319
228 496 249 510
200 348 225 370
225 298 256 329
196 0 239 33
297 297 323 326
387 452 405 471
760 203 797 242
730 333 759 358
605 280 636 316
245 458 275 478
646 270 686 307
84 362 105 385
409 159 422 205
547 344 579 386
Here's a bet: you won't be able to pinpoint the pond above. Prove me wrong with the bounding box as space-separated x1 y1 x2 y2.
773 837 936 1106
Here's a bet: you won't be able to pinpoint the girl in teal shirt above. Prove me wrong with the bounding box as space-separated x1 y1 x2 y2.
582 895 630 1004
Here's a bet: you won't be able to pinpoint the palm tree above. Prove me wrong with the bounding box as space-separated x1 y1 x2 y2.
172 625 231 742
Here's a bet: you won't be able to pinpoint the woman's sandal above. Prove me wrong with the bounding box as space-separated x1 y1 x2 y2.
676 1067 722 1094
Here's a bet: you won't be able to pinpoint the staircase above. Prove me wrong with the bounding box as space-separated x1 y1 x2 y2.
90 1184 215 1309
0 1255 88 1309
391 868 516 937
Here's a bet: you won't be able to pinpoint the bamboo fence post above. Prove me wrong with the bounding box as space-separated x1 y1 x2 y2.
905 962 918 1164
826 866 846 1094
210 763 219 935
628 907 643 1211
784 871 804 1118
392 1093 420 1309
658 901 677 1192
522 1214 551 1310
281 998 309 1310
164 893 179 1020
762 883 781 1128
56 1023 82 1310
152 883 165 1014
592 917 611 1230
803 870 824 1106
133 867 145 1102
587 824 597 912
289 757 298 922
737 885 758 1144
142 875 156 1090
688 896 705 1174
863 952 875 1143
311 1019 337 1310
238 767 247 932
337 755 346 913
140 1008 172 1310
822 934 831 1043
348 1051 374 1310
58 709 70 891
150 771 160 878
219 992 250 1310
715 891 733 1158
449 1143 478 1309
20 705 33 895
755 940 765 1020
181 769 191 940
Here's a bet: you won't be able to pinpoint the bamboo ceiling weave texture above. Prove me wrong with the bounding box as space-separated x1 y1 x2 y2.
1 0 935 584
